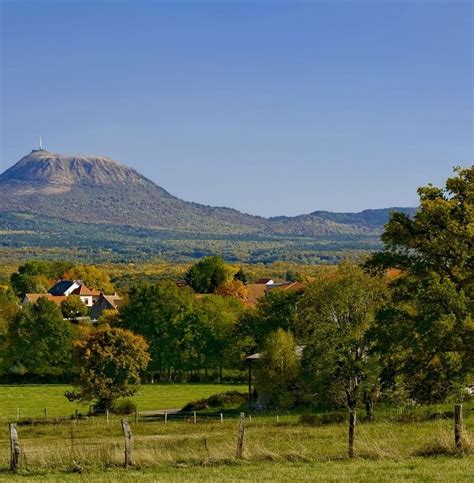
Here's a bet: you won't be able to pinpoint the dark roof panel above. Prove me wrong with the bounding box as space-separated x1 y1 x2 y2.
48 280 76 296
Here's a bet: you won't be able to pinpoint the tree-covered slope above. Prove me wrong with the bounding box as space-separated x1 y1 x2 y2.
0 149 414 236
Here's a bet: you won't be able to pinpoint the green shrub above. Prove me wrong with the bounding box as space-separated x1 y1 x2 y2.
182 390 247 411
112 399 137 415
207 391 247 407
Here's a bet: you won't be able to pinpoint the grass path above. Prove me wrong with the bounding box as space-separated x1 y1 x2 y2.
0 384 246 420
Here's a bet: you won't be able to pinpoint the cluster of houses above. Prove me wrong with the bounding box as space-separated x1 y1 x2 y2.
22 279 122 320
20 276 301 321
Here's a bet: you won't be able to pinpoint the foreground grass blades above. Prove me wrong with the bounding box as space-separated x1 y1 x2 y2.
1 457 473 482
0 408 472 480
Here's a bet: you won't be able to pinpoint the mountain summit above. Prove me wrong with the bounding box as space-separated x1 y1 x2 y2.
0 149 415 237
1 149 153 189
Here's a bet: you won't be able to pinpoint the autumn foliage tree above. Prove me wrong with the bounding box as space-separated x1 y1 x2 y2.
215 279 249 300
66 327 150 410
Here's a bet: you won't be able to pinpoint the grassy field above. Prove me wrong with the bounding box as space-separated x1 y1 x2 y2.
0 411 472 481
0 384 246 420
0 385 472 481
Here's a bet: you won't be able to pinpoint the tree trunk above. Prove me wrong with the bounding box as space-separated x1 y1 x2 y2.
363 391 374 421
346 385 358 459
348 408 356 458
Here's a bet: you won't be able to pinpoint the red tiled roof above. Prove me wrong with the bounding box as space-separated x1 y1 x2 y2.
23 294 69 305
245 284 268 305
266 281 304 293
71 284 95 296
255 278 273 284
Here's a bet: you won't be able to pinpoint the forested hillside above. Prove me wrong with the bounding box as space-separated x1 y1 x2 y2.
0 150 414 262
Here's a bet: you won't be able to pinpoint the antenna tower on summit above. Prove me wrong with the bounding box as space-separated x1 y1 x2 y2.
39 136 43 150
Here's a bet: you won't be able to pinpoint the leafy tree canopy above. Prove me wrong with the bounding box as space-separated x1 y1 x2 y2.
185 256 230 293
60 296 89 319
297 263 387 409
64 265 114 293
66 327 150 410
234 268 249 284
215 279 249 300
236 287 304 349
367 166 474 402
7 297 76 377
120 281 196 375
255 329 300 408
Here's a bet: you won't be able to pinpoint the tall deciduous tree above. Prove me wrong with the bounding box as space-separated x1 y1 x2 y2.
236 288 304 349
367 166 474 402
120 281 196 380
0 288 19 374
297 264 386 457
254 329 300 408
66 327 149 410
64 265 114 293
10 260 74 296
185 256 229 293
8 297 76 378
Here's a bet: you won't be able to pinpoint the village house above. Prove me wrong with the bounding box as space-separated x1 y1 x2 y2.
48 279 101 307
22 279 121 320
89 293 123 320
244 278 303 307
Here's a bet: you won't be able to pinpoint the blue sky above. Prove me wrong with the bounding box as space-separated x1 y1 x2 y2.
1 0 472 216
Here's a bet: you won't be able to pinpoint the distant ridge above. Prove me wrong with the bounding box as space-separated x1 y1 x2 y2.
0 149 416 243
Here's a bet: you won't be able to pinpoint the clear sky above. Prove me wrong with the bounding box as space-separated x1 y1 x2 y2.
1 0 472 216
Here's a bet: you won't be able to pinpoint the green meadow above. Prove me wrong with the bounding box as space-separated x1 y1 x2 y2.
0 385 472 481
0 384 246 420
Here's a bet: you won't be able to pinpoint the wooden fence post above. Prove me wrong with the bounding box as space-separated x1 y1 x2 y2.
106 409 109 424
9 423 20 472
16 408 19 421
454 404 463 450
348 409 356 458
220 413 223 424
75 409 79 423
121 419 133 467
235 412 245 459
44 408 48 420
164 411 167 425
193 411 197 424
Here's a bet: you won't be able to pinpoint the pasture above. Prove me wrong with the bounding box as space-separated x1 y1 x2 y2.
0 384 246 420
0 385 472 481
